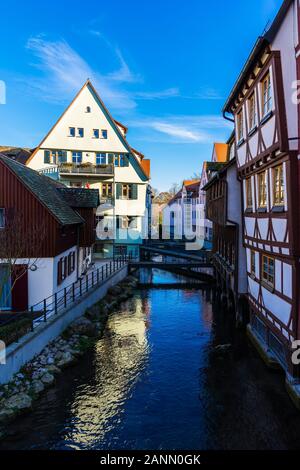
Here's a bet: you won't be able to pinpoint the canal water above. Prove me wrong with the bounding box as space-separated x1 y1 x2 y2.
1 269 300 450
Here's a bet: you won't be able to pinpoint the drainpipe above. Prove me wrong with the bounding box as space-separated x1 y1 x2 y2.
223 110 235 123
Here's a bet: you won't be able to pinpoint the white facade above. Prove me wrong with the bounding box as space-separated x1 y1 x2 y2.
27 81 150 259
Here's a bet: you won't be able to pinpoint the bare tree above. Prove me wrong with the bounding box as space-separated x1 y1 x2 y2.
0 211 46 310
168 182 181 197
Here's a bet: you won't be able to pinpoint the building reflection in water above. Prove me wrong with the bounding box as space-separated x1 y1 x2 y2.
60 296 150 449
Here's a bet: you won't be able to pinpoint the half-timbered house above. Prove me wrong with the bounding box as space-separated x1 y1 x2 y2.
223 0 300 390
203 136 248 322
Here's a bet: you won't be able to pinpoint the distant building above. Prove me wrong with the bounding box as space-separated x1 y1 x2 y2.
0 154 98 312
26 80 150 259
0 146 32 165
203 135 248 322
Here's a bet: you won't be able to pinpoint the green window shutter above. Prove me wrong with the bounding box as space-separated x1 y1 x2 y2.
108 153 114 164
116 183 122 199
131 184 138 200
124 155 129 167
44 150 50 164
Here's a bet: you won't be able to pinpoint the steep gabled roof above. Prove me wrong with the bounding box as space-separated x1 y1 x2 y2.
212 143 229 163
223 0 293 113
0 154 84 226
26 79 150 181
57 188 99 208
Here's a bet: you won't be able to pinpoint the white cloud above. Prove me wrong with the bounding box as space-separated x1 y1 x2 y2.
133 88 180 100
26 37 137 109
128 114 232 144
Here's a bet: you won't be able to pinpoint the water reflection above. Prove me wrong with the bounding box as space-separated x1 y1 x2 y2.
2 270 300 450
57 297 150 449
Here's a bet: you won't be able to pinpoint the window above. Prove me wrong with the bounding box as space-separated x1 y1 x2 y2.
101 129 108 139
248 93 256 130
116 183 138 200
237 110 244 142
93 129 99 139
77 128 84 138
0 209 5 228
68 252 75 275
72 151 82 164
273 164 284 206
262 72 272 117
258 171 267 208
262 255 275 288
246 178 253 209
114 154 128 167
96 153 107 165
69 127 75 137
250 250 256 276
101 183 113 198
86 106 91 113
44 150 67 164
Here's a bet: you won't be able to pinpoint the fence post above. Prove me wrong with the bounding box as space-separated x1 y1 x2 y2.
110 261 112 275
97 268 99 284
86 275 89 293
54 292 58 314
31 306 34 332
80 278 82 297
106 264 108 278
64 288 67 308
92 271 94 287
72 282 75 302
43 299 47 322
102 266 104 281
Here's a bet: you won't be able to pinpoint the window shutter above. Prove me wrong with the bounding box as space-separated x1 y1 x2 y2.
44 150 50 164
131 184 138 200
108 153 114 164
124 155 129 167
116 183 122 199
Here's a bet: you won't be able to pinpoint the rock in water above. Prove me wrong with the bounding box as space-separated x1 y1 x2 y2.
213 344 232 356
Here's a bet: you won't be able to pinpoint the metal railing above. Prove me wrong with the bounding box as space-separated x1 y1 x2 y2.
0 256 131 344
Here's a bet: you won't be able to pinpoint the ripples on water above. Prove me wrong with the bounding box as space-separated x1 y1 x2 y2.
2 269 300 450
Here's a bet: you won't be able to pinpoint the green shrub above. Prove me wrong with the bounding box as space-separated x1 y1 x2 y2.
0 317 32 345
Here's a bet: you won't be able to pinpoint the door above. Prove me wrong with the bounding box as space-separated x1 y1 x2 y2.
12 266 28 312
0 265 12 311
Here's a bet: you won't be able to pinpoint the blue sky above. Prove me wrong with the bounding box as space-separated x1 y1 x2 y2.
0 0 282 191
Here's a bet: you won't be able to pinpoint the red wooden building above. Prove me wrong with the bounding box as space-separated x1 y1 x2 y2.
0 154 98 312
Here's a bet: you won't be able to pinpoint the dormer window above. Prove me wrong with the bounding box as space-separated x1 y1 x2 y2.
86 106 91 113
0 209 5 228
69 127 75 137
93 129 99 139
237 110 244 142
262 72 272 117
248 92 256 130
101 129 108 139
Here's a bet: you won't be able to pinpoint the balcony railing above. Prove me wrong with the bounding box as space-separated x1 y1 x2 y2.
59 163 114 176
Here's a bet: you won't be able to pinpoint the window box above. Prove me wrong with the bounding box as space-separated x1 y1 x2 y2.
272 205 285 213
258 207 267 213
237 137 245 148
248 125 258 138
260 110 273 126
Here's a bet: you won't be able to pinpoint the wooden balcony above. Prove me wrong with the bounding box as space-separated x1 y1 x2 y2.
59 163 114 176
